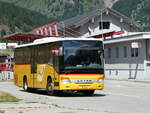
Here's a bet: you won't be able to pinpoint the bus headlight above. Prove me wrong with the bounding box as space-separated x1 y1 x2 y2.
61 77 71 84
97 79 104 83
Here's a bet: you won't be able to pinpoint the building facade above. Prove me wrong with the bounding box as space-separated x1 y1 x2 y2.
104 33 150 80
61 8 137 38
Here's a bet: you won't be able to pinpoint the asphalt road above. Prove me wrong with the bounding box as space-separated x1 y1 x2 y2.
0 80 150 113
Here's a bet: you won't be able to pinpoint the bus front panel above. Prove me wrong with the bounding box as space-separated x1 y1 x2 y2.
57 40 104 91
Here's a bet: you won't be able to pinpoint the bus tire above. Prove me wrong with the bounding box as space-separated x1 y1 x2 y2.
46 78 56 95
82 90 95 96
23 77 29 91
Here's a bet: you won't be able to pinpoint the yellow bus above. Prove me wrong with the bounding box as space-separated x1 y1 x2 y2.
14 37 104 96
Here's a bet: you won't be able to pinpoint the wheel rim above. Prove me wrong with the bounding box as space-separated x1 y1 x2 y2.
24 80 28 91
47 82 54 95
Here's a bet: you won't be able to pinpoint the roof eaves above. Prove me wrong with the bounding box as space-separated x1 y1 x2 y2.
62 9 101 28
107 8 139 27
74 9 101 28
104 33 143 44
61 7 140 29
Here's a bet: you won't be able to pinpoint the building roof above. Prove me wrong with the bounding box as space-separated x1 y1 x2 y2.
104 32 150 44
5 32 48 42
61 7 139 28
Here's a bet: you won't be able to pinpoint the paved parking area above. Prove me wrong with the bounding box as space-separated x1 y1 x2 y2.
0 80 150 113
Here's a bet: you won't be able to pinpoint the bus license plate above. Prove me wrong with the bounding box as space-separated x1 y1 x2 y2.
82 86 88 88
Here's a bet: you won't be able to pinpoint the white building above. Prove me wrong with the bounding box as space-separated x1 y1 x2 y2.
104 32 150 80
62 8 138 38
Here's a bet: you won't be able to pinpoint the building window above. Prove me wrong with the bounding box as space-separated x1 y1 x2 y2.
131 48 138 57
99 21 110 29
124 46 127 58
108 48 111 59
116 47 119 58
135 48 138 57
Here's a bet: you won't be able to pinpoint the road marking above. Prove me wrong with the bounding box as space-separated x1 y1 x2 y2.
44 95 60 99
106 92 141 98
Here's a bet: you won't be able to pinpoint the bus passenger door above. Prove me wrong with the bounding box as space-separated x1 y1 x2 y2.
30 47 37 88
52 55 59 89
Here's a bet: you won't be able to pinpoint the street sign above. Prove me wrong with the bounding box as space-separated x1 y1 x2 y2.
131 42 141 48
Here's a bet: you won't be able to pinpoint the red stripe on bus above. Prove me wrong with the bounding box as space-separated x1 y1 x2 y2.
59 74 103 76
15 64 30 65
52 48 59 50
15 63 48 65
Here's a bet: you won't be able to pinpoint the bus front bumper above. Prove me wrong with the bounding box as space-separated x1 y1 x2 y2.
59 82 104 90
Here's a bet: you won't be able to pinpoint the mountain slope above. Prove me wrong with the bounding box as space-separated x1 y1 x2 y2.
0 1 50 32
113 0 150 31
0 0 119 33
0 0 106 19
0 1 51 42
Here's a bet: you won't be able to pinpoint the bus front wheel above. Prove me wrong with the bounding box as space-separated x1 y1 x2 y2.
46 78 56 95
23 78 29 91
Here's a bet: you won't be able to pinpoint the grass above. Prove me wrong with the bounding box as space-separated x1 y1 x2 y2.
0 91 21 102
0 110 5 113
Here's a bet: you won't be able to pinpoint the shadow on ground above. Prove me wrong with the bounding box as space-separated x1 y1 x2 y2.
20 89 106 98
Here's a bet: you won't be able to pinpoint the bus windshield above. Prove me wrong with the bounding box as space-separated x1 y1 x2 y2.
61 40 103 73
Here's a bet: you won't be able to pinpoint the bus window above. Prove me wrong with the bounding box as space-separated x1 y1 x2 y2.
63 41 103 69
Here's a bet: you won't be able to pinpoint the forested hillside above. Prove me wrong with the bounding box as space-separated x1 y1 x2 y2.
0 1 50 42
2 0 150 42
113 0 150 31
0 0 111 42
0 1 50 32
0 0 106 20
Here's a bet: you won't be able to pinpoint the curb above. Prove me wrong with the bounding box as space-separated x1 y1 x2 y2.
105 78 150 83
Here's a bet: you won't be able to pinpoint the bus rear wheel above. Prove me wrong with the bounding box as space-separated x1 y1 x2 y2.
82 90 95 96
23 77 35 92
46 79 56 95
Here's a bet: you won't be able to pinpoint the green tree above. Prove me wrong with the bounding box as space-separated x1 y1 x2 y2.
0 29 6 37
0 29 6 42
9 22 16 33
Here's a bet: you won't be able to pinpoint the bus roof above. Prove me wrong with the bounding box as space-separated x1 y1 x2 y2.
16 37 103 48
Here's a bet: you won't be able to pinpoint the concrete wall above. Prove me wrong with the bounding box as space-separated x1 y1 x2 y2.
104 39 148 80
